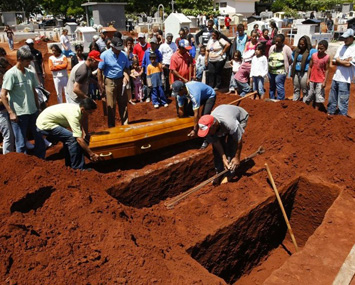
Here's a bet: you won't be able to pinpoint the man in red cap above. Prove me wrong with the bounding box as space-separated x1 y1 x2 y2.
197 104 249 184
67 50 103 137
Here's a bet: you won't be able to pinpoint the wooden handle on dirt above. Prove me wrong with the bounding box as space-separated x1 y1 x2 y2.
228 91 257 105
165 146 265 209
265 163 299 253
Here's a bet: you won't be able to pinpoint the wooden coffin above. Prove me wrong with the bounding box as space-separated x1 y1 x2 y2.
89 117 194 160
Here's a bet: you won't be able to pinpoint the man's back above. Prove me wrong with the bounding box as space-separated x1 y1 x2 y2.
36 103 82 138
212 105 249 132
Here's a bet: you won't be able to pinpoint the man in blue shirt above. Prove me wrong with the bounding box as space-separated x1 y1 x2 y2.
172 80 216 148
141 37 162 73
98 37 130 127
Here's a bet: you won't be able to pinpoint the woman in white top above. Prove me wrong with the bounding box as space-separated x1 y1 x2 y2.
205 30 230 90
60 29 74 57
49 44 69 103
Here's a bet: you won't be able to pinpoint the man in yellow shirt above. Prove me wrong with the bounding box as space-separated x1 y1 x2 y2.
36 98 102 170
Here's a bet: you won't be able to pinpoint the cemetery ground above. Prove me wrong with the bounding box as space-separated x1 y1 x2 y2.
0 40 355 284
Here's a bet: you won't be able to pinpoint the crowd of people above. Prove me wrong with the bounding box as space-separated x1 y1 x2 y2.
0 19 354 173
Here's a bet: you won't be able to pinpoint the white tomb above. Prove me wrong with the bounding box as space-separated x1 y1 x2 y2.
164 13 191 40
75 27 97 53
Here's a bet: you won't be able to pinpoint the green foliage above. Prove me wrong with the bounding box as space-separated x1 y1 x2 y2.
0 0 40 19
126 0 171 15
272 0 347 13
175 0 213 10
180 7 215 17
305 0 343 10
67 6 84 16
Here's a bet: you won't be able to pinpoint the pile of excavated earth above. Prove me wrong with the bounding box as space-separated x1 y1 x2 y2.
0 40 355 285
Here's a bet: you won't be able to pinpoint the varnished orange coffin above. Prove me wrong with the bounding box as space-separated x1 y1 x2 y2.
89 117 194 159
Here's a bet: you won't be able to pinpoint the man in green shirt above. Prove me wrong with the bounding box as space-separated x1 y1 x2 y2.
1 46 45 158
36 98 102 169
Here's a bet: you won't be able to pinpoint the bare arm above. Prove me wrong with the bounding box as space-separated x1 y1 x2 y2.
76 137 101 162
306 58 313 86
230 139 243 171
0 88 17 121
171 69 188 83
222 42 230 55
73 82 88 100
205 50 209 66
212 139 229 169
97 68 104 94
334 57 353 67
187 108 200 137
323 57 331 88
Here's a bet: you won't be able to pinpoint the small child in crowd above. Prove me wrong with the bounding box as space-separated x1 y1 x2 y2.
250 44 268 99
196 46 206 82
147 53 168 108
130 59 144 102
305 40 330 110
227 50 242 94
234 50 254 96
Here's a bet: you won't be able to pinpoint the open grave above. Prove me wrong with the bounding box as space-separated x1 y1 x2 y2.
188 177 341 284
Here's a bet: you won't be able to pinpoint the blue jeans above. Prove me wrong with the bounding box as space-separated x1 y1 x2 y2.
327 80 350 116
151 86 167 106
229 72 237 91
268 73 286 100
196 65 205 81
11 111 45 159
236 81 251 97
252 76 265 96
0 109 14 154
8 38 14 50
39 126 85 169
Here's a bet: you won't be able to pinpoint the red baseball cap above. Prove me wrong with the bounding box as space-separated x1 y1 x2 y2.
198 115 214 137
88 50 103 62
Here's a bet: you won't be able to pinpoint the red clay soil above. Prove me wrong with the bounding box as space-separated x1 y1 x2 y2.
1 40 355 284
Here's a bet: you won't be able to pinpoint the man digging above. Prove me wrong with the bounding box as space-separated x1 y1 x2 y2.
197 104 249 185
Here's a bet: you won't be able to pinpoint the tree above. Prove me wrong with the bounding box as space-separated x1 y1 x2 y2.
0 0 41 21
175 0 213 11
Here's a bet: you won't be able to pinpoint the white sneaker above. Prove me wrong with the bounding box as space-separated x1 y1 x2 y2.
164 104 168 107
146 98 151 103
44 138 52 148
26 141 35 150
154 104 159 108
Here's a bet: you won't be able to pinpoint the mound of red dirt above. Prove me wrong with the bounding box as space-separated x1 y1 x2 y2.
1 98 355 284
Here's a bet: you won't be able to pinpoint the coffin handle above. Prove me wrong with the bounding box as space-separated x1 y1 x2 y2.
100 152 113 157
141 144 151 150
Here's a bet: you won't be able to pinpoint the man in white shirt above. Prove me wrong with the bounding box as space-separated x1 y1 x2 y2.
159 33 177 96
328 29 355 116
96 29 108 53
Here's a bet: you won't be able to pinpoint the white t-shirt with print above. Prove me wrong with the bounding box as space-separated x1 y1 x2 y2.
206 38 228 62
333 44 355 83
159 42 177 65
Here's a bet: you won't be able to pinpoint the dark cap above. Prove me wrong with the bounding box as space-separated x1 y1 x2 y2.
171 81 185 96
110 37 124 50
